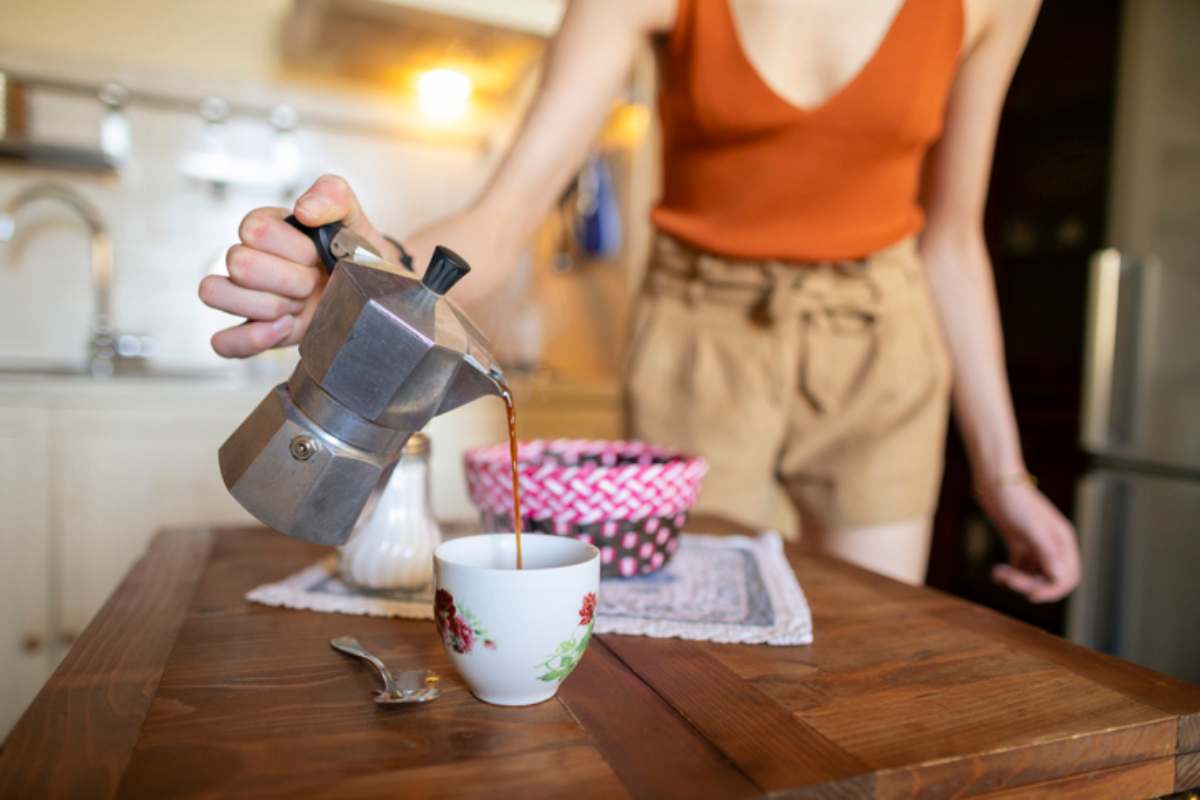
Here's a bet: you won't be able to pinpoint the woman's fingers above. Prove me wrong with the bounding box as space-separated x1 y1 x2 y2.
225 244 323 299
991 564 1052 600
292 174 391 256
1055 517 1082 580
1047 523 1082 600
1023 518 1080 603
238 206 323 266
199 275 306 320
992 530 1076 603
206 174 382 362
294 174 366 230
211 317 295 359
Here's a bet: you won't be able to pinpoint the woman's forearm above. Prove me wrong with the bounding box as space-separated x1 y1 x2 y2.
920 231 1027 484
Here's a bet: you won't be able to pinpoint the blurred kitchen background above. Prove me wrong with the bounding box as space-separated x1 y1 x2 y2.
0 0 1197 737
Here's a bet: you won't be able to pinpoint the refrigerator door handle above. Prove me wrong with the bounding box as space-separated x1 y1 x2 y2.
1081 249 1124 450
1067 472 1120 650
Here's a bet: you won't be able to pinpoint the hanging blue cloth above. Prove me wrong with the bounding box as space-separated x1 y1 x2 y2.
575 154 621 259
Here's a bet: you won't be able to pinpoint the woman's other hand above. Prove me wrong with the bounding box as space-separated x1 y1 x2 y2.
200 174 395 358
978 481 1081 603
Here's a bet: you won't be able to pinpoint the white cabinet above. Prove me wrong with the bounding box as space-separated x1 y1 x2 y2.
0 408 52 737
0 377 263 737
54 404 257 640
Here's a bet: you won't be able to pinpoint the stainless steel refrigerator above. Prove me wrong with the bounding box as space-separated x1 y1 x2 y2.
1068 0 1200 683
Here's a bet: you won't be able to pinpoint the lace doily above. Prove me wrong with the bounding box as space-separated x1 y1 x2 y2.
246 531 812 647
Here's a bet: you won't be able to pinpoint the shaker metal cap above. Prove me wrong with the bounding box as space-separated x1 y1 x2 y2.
403 432 431 457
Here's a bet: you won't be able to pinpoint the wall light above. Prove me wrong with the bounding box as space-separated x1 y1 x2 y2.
417 68 472 124
603 101 651 149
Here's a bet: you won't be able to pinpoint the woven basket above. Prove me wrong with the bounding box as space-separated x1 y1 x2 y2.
464 439 707 577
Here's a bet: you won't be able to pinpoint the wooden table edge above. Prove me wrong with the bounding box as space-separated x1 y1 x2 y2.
0 528 214 799
780 537 1200 755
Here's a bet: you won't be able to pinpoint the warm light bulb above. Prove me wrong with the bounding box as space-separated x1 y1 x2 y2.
603 102 651 148
417 68 472 123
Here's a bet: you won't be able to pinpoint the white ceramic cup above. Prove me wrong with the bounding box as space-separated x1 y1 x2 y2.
433 534 600 706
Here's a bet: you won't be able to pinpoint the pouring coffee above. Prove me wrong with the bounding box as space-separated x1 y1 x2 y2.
219 217 509 548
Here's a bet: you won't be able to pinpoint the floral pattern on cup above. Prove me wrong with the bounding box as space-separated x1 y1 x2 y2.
579 592 596 626
535 592 596 683
435 589 496 654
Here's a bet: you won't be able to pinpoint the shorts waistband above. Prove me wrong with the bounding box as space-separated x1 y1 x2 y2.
652 234 918 273
645 234 923 325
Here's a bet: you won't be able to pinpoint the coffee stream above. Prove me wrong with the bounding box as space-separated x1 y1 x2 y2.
498 381 523 570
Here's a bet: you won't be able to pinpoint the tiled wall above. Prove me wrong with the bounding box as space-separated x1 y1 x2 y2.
0 79 496 374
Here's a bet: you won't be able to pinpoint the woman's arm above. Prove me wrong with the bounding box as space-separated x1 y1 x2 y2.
203 0 674 355
918 0 1080 602
404 0 674 306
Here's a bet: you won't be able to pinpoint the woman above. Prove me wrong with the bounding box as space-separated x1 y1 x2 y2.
199 0 1080 600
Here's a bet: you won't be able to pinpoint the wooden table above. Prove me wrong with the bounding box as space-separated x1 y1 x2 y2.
3 522 1199 799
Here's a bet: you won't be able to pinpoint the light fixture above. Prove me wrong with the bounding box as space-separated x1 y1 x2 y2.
416 68 472 123
603 101 651 149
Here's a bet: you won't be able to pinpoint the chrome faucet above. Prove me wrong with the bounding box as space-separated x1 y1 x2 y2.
0 181 144 376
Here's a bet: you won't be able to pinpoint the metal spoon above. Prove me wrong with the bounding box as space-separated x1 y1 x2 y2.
330 636 440 705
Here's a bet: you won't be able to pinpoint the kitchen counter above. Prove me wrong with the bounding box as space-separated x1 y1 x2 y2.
2 519 1198 799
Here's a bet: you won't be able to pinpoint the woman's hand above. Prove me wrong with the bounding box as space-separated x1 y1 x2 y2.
977 480 1081 603
200 174 396 358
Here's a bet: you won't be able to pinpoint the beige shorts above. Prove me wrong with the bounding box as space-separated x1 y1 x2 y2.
623 234 953 533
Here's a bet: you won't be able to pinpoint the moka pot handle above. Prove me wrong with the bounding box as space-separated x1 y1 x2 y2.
284 214 343 274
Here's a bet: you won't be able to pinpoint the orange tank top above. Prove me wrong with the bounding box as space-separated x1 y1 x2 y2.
652 0 963 262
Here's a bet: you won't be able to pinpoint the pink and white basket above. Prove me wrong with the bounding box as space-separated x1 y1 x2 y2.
464 439 708 578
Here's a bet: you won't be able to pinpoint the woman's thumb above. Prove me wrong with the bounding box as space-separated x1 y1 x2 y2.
293 174 372 234
292 174 395 259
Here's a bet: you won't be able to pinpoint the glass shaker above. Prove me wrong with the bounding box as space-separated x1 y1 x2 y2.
339 432 442 590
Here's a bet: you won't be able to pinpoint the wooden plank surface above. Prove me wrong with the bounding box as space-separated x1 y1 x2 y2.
936 601 1200 754
5 521 1200 799
289 744 632 800
557 639 760 799
0 528 213 800
114 529 626 799
604 541 1193 799
603 635 872 796
781 548 1186 796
